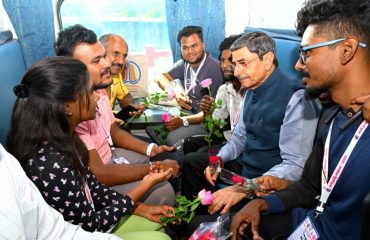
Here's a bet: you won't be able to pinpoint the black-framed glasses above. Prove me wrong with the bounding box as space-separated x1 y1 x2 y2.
298 38 367 64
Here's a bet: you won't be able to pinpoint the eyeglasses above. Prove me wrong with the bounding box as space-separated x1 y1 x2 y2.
111 51 128 59
231 57 259 70
298 38 367 64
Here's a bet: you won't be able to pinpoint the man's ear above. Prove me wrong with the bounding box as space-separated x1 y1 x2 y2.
263 52 275 70
341 38 359 65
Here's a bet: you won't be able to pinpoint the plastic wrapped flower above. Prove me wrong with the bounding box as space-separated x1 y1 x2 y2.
166 86 175 100
160 189 213 225
231 175 245 185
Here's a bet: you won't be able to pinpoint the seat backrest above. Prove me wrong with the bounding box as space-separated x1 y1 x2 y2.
0 39 26 146
244 27 301 81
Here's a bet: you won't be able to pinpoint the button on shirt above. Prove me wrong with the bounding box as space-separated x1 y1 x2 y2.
75 90 115 164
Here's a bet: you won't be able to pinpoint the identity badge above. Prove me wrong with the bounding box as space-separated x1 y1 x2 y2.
288 216 320 240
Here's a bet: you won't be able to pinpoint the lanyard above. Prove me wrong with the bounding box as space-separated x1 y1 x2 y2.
84 181 95 211
315 118 368 216
230 89 247 131
98 112 115 151
184 53 207 95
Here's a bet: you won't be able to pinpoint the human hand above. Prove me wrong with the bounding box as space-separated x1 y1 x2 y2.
204 166 219 186
230 199 267 240
175 92 192 110
254 175 292 197
143 167 173 185
133 203 175 223
150 145 175 156
157 159 180 178
350 93 370 122
208 186 246 214
200 95 214 115
129 104 145 117
164 117 183 131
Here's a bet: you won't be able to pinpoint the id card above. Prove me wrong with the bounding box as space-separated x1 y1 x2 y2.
288 216 320 240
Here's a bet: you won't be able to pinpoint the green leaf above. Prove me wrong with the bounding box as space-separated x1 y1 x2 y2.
190 201 201 211
217 99 222 106
187 211 196 223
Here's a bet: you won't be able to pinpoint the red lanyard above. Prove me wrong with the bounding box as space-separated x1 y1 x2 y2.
315 118 368 216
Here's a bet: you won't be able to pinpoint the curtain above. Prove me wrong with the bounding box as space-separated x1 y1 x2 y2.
3 0 56 68
166 0 225 62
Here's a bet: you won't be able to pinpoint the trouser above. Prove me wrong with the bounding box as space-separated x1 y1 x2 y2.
109 148 176 206
183 135 226 155
166 124 207 146
113 215 171 240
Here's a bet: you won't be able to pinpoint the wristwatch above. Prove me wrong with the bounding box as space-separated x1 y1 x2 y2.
181 117 189 127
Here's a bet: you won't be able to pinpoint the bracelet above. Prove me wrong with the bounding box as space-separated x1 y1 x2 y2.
146 143 157 157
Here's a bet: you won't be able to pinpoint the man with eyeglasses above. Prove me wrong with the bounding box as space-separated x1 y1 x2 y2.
182 32 321 218
100 34 145 123
230 0 370 239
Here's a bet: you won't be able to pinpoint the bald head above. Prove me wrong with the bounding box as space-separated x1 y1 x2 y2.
99 34 128 75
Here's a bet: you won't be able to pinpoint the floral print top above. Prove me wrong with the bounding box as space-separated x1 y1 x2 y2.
24 142 134 232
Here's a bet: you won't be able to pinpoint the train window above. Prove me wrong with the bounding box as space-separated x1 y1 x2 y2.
58 0 173 83
0 1 17 38
225 0 305 35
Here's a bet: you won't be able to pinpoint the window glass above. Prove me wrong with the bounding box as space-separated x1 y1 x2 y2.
225 0 305 35
59 0 172 95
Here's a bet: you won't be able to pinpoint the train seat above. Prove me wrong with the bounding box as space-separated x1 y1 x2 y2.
0 36 26 146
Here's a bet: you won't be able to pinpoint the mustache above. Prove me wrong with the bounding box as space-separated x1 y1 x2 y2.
111 63 123 69
300 71 309 78
100 67 111 77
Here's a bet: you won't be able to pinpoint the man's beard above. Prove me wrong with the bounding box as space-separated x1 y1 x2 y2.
301 71 331 99
224 74 238 82
94 80 113 89
306 86 329 99
93 67 113 89
185 51 205 65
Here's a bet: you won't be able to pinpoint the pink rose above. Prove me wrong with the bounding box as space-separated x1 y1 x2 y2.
166 86 175 100
162 112 170 122
198 189 213 205
231 175 245 185
200 78 212 88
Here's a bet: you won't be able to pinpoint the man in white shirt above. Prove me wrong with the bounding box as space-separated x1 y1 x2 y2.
0 144 119 240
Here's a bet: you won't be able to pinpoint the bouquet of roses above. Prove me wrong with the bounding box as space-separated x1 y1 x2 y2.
200 78 226 146
160 189 213 225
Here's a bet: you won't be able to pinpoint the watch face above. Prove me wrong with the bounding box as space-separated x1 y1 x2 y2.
183 118 189 126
